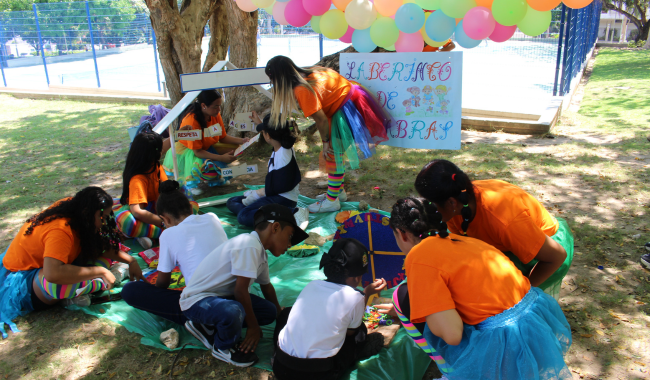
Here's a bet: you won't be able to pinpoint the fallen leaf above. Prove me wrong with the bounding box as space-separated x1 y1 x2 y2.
155 365 162 375
580 334 593 338
172 368 185 376
596 330 605 336
137 372 143 375
208 371 216 378
635 361 646 366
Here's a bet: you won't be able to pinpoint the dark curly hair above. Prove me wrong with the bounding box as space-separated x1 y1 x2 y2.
156 180 192 220
25 187 120 263
120 132 163 205
389 197 449 239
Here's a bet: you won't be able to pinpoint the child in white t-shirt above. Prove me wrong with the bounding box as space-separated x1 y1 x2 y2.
273 238 387 380
180 204 309 368
122 180 228 325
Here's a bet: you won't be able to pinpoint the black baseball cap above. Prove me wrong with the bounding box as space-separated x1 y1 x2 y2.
253 204 308 246
256 114 273 133
320 238 369 277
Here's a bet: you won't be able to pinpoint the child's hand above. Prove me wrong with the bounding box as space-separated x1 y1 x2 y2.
221 151 237 163
249 111 262 125
375 303 398 317
241 137 251 144
128 261 148 283
364 278 387 296
240 325 262 353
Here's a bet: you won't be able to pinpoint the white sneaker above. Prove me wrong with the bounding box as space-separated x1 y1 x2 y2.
61 294 91 308
212 346 258 367
136 237 153 249
293 208 309 230
315 189 348 202
308 198 341 213
189 187 203 196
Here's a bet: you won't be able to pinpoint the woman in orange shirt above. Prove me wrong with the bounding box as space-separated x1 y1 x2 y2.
265 55 390 213
415 159 573 298
388 197 571 379
0 187 145 338
162 90 249 196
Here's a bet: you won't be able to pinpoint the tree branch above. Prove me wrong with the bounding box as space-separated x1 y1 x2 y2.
603 2 643 30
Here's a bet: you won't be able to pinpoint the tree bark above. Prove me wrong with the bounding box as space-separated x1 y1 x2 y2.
202 0 229 72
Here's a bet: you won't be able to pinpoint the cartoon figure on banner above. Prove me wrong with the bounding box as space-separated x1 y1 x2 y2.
403 99 414 116
434 85 451 103
422 85 434 105
438 100 450 115
407 87 421 107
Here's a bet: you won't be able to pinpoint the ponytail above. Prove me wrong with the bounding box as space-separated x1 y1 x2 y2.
156 180 192 220
389 197 449 239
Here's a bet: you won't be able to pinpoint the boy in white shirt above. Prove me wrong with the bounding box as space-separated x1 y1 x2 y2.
122 180 228 325
180 204 308 367
273 238 387 379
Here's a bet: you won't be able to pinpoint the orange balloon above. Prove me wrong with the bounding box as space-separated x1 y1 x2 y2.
562 0 593 9
475 0 494 8
456 18 461 25
333 0 353 11
374 0 404 16
527 0 561 11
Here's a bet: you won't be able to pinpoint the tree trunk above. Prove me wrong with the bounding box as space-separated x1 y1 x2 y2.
202 0 229 72
644 36 650 49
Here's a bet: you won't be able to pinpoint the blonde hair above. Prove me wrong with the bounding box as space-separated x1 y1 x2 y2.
435 85 448 92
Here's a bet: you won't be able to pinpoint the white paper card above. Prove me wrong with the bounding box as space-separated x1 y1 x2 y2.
234 133 261 156
204 123 223 138
175 129 202 141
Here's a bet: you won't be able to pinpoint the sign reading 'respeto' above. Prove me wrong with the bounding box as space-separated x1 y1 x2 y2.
340 52 462 150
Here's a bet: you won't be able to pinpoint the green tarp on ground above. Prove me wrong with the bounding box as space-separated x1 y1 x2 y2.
69 189 431 379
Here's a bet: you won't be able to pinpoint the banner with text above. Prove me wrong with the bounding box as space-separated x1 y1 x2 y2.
340 52 462 150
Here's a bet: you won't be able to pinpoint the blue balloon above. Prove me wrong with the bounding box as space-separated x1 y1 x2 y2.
454 21 482 49
352 28 377 53
425 10 456 42
394 3 425 34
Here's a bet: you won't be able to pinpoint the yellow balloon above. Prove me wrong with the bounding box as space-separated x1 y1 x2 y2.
345 0 378 30
321 9 349 39
253 0 274 8
264 3 275 14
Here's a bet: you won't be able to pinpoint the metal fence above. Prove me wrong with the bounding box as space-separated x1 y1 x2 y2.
0 0 601 105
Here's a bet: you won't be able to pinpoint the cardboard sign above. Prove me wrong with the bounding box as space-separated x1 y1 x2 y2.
339 52 462 150
204 123 223 138
228 112 256 132
175 129 202 141
234 133 261 156
221 164 258 177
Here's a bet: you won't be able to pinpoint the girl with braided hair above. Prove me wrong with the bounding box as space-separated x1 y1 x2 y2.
0 187 145 338
386 197 572 380
415 159 573 299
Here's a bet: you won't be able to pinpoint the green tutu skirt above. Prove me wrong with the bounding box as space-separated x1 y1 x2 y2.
162 145 230 189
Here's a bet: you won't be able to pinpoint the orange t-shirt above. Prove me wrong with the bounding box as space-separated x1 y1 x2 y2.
405 234 530 325
4 206 81 272
128 166 168 206
293 70 352 119
179 113 226 151
447 180 559 265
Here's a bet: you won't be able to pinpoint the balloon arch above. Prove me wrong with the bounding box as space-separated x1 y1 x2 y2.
235 0 595 52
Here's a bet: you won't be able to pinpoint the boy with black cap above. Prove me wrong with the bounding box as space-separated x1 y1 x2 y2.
180 204 308 367
272 238 387 379
226 112 309 230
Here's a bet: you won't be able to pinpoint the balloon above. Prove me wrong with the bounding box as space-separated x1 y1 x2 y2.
475 0 493 7
385 44 396 51
352 28 378 52
345 0 378 30
321 9 349 39
374 0 403 16
424 9 456 41
253 0 274 7
236 0 258 12
440 0 476 18
273 1 289 24
395 31 424 52
562 0 593 9
340 26 355 43
454 20 482 48
263 2 275 13
285 0 311 26
415 0 441 9
527 0 560 11
491 0 527 26
370 17 400 47
489 21 516 41
303 0 331 16
395 3 425 33
310 15 323 33
463 6 495 40
517 6 551 36
333 0 353 10
421 12 447 46
276 0 290 2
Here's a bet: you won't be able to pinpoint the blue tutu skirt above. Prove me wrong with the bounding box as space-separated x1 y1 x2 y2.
425 287 572 380
0 248 38 339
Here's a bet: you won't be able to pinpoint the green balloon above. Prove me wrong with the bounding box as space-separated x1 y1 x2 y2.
321 9 348 40
492 0 528 26
311 16 322 34
415 0 442 10
370 17 399 48
440 0 476 18
517 6 552 36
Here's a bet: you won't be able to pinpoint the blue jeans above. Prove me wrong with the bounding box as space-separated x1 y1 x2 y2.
226 195 297 228
182 294 278 350
121 281 187 325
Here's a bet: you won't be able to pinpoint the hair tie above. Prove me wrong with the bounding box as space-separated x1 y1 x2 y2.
413 219 418 222
452 174 456 181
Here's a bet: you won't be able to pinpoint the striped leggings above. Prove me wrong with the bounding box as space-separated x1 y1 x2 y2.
38 257 111 300
112 200 199 239
325 153 345 202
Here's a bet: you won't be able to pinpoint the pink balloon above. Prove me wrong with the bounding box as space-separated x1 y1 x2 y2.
303 0 331 16
273 1 289 25
395 31 424 52
286 0 311 27
339 26 354 43
235 0 258 12
462 6 495 40
489 22 517 42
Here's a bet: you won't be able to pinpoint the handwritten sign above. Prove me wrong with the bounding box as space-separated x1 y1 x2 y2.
340 52 462 150
204 122 223 138
234 133 261 156
228 112 255 132
221 164 258 177
175 129 202 141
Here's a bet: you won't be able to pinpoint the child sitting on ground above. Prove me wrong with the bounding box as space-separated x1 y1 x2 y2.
180 204 308 367
272 238 387 380
226 112 308 230
121 180 228 325
388 197 572 380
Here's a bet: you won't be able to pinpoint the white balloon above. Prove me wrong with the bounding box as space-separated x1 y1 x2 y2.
345 0 378 30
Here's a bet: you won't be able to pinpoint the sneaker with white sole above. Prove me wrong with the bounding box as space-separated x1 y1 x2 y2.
61 294 91 308
189 187 203 196
293 207 310 230
315 189 348 202
185 320 215 350
212 345 258 367
136 237 153 250
308 197 341 213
